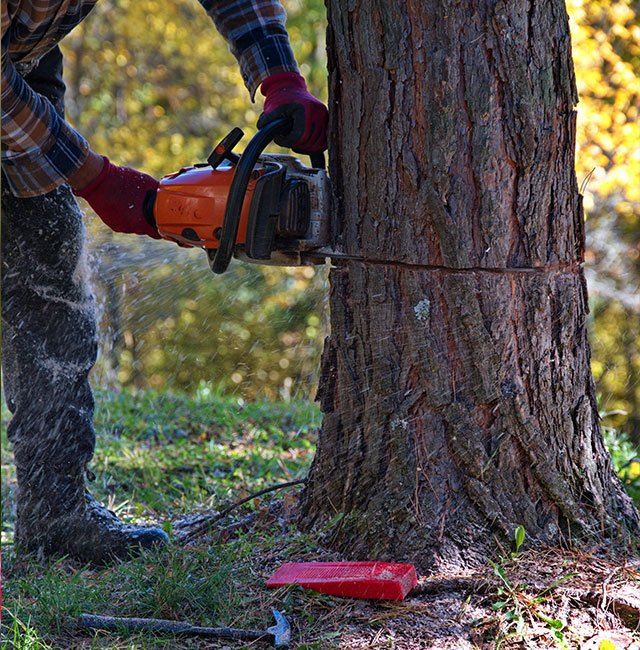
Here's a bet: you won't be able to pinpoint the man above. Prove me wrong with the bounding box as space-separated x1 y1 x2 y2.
1 0 328 564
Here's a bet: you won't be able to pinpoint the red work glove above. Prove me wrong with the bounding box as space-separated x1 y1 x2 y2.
74 156 161 239
257 72 328 153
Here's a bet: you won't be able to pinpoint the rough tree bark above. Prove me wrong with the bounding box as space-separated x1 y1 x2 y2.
299 0 638 570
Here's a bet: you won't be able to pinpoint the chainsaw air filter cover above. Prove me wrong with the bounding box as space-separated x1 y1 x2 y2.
278 179 310 238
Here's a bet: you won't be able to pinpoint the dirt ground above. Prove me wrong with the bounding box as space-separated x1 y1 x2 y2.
265 550 640 649
319 550 640 649
172 506 640 650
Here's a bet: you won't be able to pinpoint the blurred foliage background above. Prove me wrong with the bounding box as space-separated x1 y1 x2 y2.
567 0 639 442
61 0 639 444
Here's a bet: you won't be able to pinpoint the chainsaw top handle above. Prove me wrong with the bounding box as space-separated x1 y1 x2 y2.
209 118 325 274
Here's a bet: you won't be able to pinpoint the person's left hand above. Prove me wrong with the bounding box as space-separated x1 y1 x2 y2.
74 156 161 239
257 72 328 153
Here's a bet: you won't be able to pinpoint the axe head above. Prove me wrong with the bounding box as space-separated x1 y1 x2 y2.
267 608 291 647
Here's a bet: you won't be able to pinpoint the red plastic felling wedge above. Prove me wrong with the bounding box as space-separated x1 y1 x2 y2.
265 562 418 601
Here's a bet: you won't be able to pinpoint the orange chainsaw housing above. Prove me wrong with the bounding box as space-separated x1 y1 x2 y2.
152 163 264 249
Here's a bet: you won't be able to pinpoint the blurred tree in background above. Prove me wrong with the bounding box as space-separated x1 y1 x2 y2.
64 1 639 444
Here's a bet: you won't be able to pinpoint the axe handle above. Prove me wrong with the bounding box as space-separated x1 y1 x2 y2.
78 614 272 643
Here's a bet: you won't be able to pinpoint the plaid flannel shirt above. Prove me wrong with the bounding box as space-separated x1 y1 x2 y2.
1 0 299 197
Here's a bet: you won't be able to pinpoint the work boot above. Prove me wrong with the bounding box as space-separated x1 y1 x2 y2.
15 464 169 564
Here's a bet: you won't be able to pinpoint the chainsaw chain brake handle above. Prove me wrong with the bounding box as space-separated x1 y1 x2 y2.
207 127 243 169
208 117 325 274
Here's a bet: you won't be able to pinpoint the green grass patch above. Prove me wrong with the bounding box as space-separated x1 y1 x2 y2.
1 387 320 649
2 387 320 541
1 542 284 649
91 387 319 514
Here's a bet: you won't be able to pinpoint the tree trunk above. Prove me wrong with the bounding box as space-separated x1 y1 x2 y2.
299 0 638 570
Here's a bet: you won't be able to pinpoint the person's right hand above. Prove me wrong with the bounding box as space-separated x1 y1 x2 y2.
257 72 328 153
73 156 161 239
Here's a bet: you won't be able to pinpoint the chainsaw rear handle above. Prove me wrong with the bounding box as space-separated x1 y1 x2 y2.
209 118 325 274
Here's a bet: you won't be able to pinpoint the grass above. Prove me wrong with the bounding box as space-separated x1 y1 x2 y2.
1 387 322 649
2 387 319 540
2 543 261 643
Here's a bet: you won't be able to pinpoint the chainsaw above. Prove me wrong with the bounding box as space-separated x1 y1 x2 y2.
144 118 334 274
